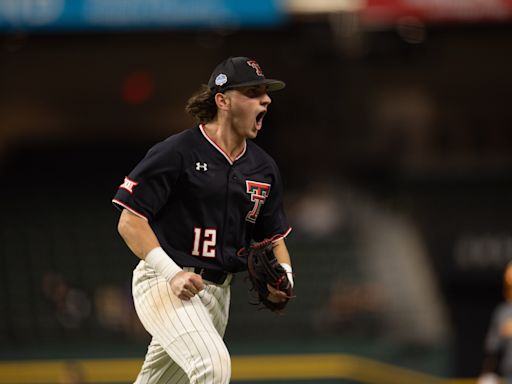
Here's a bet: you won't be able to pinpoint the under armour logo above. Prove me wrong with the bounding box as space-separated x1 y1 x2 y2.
196 162 208 171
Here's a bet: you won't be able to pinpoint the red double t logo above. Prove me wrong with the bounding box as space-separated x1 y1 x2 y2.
246 60 264 77
245 180 271 223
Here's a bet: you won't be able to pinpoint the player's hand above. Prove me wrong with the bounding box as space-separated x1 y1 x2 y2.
170 271 205 300
267 284 288 304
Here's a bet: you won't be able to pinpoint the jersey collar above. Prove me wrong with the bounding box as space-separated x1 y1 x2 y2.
199 124 247 165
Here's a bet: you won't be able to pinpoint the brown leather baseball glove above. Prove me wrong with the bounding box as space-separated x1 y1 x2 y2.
245 241 294 312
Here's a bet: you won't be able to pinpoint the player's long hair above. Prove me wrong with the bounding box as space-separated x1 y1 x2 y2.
185 84 217 124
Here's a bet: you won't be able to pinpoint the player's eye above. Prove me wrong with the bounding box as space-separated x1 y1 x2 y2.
245 87 265 98
243 88 256 97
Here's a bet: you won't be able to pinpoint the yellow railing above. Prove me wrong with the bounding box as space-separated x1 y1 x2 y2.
0 354 479 384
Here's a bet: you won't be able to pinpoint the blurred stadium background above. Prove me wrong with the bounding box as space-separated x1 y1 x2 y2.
1 0 512 383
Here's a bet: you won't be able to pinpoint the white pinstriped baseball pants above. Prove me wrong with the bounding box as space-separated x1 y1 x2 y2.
132 261 231 384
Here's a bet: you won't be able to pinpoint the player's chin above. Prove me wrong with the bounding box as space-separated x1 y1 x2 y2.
252 121 264 135
247 127 259 139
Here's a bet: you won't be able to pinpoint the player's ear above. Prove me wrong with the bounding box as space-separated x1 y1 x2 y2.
214 92 230 111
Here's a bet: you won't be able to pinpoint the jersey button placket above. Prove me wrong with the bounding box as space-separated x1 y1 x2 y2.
224 167 239 268
220 167 232 267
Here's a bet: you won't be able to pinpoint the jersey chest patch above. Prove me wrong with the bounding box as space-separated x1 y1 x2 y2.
245 180 271 223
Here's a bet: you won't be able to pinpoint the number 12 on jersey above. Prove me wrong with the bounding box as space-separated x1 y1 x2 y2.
192 228 217 258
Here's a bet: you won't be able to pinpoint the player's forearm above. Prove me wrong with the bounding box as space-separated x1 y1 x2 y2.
118 209 184 282
273 238 291 266
117 209 160 260
273 238 294 287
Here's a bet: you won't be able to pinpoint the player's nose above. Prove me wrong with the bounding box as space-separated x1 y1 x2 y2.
260 92 271 106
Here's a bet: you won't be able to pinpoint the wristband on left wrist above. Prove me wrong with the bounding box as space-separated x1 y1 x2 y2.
280 262 294 288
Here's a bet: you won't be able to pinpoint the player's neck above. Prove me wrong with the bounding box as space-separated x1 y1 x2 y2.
203 122 245 161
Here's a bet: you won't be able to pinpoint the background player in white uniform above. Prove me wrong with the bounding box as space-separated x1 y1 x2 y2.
479 262 512 384
113 56 293 384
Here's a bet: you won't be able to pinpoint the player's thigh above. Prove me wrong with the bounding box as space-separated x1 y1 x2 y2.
132 268 231 383
133 274 220 341
198 283 230 337
165 329 230 384
135 338 189 384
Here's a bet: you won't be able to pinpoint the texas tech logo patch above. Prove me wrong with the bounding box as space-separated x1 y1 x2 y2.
120 176 138 194
245 180 271 223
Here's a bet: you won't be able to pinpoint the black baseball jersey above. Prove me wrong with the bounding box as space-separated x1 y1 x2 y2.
112 125 291 273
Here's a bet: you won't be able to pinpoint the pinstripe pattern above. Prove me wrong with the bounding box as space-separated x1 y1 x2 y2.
132 261 231 384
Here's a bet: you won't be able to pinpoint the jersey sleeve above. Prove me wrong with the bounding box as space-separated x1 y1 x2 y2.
253 162 291 242
112 139 182 221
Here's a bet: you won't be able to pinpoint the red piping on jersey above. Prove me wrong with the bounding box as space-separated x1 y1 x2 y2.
199 124 247 165
112 199 148 221
272 227 293 243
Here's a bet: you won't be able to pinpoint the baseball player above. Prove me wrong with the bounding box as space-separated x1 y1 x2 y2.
112 56 293 384
479 262 512 384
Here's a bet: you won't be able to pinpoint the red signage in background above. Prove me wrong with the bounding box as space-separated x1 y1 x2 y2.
361 0 512 26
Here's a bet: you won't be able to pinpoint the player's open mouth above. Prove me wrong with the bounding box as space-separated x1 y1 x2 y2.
256 111 266 129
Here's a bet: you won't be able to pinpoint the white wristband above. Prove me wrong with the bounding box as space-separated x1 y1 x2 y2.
145 247 182 282
280 263 294 288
